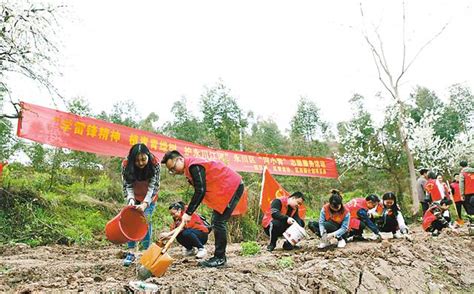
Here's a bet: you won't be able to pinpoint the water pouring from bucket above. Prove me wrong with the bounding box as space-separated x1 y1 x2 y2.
283 222 309 246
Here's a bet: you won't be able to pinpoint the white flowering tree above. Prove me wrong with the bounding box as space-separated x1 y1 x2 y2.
0 0 66 118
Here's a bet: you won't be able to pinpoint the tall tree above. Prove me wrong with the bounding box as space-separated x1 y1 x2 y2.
245 118 289 154
163 97 206 144
290 97 329 157
200 81 247 150
0 0 66 113
360 1 448 214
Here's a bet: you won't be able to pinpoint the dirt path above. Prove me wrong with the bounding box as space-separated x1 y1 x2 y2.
1 226 473 293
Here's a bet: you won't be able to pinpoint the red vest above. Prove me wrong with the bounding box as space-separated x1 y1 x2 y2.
323 204 349 224
122 158 159 203
424 179 442 201
262 197 296 228
450 182 462 202
171 210 209 233
422 206 438 231
462 171 474 195
345 198 368 219
184 157 242 214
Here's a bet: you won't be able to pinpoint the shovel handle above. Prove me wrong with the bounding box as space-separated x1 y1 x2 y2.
162 221 185 254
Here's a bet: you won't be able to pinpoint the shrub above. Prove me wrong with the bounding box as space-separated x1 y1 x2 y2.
241 241 261 256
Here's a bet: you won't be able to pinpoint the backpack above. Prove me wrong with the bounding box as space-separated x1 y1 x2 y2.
198 214 213 232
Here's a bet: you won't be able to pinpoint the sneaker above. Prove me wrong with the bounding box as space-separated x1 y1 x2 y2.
318 241 330 249
337 239 346 248
196 248 207 259
431 229 440 237
353 235 366 241
266 244 276 252
123 252 136 267
183 248 196 256
198 256 226 268
455 219 464 226
394 231 403 239
282 241 294 250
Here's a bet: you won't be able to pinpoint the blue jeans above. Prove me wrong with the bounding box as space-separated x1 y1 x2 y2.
127 202 155 250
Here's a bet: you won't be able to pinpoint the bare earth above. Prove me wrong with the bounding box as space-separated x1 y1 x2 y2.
1 226 473 293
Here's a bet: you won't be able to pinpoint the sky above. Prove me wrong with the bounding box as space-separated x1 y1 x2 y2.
5 0 474 133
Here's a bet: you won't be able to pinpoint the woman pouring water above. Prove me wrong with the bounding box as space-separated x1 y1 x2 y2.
121 143 160 266
262 192 306 252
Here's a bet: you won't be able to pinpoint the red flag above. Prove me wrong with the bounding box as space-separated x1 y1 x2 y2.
231 188 248 216
259 167 307 219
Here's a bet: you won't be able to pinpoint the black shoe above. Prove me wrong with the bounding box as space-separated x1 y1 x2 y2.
353 235 366 241
199 256 226 268
282 241 294 250
266 244 276 252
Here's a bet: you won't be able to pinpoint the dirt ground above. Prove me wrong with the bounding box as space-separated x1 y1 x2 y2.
1 225 473 293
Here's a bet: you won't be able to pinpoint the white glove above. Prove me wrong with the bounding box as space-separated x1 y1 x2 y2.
127 198 135 206
326 232 336 240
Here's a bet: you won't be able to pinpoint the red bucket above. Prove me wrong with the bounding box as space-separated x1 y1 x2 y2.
105 206 148 244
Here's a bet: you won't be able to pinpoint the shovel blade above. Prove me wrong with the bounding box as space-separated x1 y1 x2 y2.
140 243 163 269
150 253 174 277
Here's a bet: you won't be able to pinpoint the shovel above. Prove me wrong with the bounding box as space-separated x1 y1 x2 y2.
139 221 185 278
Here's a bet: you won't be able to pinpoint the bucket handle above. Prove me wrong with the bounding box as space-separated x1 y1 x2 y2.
162 221 185 254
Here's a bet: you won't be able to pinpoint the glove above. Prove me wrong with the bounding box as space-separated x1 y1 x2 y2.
321 232 328 242
127 198 135 206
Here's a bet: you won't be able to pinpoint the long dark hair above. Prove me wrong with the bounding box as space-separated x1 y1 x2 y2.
169 201 186 211
123 143 156 182
382 192 399 216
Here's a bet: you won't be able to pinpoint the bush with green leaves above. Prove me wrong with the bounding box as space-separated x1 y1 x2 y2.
278 256 294 268
240 241 261 256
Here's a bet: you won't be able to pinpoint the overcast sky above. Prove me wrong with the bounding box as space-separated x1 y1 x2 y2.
6 0 474 133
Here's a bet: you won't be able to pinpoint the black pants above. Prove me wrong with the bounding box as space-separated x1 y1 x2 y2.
464 195 474 216
211 183 244 258
348 221 367 237
308 220 347 240
176 228 208 250
421 201 430 216
429 219 449 232
454 201 464 219
264 218 304 246
378 215 398 233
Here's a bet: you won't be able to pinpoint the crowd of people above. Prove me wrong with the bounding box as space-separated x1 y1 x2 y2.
119 143 474 268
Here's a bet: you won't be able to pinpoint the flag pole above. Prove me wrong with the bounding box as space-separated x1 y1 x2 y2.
255 165 267 235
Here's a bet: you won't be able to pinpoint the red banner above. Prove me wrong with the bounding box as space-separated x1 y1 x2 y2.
259 167 306 221
17 102 338 178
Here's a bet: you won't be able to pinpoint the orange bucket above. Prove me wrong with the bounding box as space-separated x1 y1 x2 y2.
105 206 148 244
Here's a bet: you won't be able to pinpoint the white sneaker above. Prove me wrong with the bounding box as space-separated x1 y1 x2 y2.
196 248 207 259
183 248 196 256
337 239 346 248
318 241 330 249
394 231 403 239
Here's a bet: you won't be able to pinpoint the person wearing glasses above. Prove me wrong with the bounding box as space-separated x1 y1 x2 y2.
161 150 244 268
261 192 306 252
122 143 160 266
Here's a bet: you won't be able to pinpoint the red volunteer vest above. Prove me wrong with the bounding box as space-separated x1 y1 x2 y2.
422 206 438 231
323 204 349 224
122 158 159 203
262 196 296 228
462 171 474 195
184 157 242 214
450 182 462 202
345 198 368 230
345 198 368 219
171 210 209 234
424 179 442 202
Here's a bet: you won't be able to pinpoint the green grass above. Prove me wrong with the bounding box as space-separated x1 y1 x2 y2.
241 241 261 256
